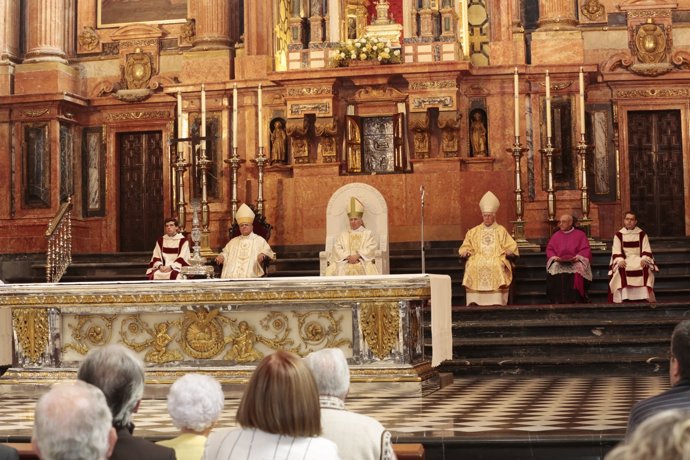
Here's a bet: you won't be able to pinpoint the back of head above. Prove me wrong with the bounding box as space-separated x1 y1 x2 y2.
606 409 690 460
303 348 350 400
167 373 225 433
236 349 321 437
33 381 113 460
77 344 145 429
672 321 690 380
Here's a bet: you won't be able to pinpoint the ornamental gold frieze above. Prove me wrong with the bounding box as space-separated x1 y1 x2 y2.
287 87 333 97
615 88 689 98
409 80 456 90
0 286 430 307
410 94 455 112
287 101 332 117
105 111 170 122
627 9 671 20
21 108 51 118
360 301 400 360
12 308 51 365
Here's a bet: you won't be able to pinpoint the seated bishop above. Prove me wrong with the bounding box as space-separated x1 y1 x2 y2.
458 191 518 306
609 211 658 303
215 204 276 278
325 197 380 276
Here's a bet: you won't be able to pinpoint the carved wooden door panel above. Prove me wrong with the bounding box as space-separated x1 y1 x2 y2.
118 131 164 251
628 110 685 236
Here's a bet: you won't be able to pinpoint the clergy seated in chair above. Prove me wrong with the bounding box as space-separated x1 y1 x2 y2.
325 197 380 276
546 214 592 303
458 191 518 306
215 203 275 278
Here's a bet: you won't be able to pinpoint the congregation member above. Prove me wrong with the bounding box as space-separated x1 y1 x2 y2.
325 197 380 276
202 350 339 460
626 320 690 437
304 348 397 460
215 203 275 278
545 214 592 303
147 217 190 280
458 191 518 306
78 344 176 460
609 211 658 303
32 381 117 460
157 374 225 460
607 409 690 460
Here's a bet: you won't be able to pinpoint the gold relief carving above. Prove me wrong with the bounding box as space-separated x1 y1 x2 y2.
438 112 462 157
537 81 573 91
410 95 454 111
409 113 429 159
257 311 296 351
360 302 399 359
615 88 689 98
288 101 331 117
353 86 406 103
627 9 671 20
580 0 605 21
180 307 233 359
181 19 196 44
287 87 333 97
224 321 263 363
286 119 310 163
78 27 100 52
410 80 456 90
22 108 50 118
63 315 116 355
120 315 184 364
0 287 431 307
124 49 153 90
293 310 352 355
120 39 159 48
105 111 169 122
12 308 50 363
634 19 667 64
315 117 338 162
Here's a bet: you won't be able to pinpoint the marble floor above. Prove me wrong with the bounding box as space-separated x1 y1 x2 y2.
0 374 667 445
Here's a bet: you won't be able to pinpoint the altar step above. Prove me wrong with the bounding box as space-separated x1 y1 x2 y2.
431 300 688 376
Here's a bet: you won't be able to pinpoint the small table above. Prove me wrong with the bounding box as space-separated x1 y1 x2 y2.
180 264 215 279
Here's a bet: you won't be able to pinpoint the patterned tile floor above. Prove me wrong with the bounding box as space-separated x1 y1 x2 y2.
0 375 668 443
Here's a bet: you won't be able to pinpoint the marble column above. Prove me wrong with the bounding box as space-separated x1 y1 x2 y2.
24 0 68 63
537 0 577 30
192 0 232 50
0 0 20 63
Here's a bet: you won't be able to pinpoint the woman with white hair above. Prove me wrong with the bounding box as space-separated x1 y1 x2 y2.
157 373 225 460
606 409 690 460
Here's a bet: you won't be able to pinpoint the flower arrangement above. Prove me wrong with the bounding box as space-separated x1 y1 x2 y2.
331 35 402 67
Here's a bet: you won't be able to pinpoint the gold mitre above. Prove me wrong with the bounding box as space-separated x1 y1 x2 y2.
346 197 365 219
236 203 255 225
479 191 500 214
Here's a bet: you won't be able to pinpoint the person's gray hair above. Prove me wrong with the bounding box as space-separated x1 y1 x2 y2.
33 381 113 460
303 348 350 400
76 344 145 429
606 409 690 460
166 373 225 432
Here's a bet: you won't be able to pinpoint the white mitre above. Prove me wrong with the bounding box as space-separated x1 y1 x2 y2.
236 203 255 225
479 191 500 214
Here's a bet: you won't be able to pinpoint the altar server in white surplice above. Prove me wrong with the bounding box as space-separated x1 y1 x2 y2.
609 211 658 303
216 204 275 278
326 197 380 276
146 217 190 280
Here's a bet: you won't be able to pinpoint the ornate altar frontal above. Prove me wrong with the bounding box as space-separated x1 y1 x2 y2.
0 275 451 397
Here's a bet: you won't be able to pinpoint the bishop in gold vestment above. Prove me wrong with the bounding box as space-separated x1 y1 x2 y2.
458 191 518 305
326 197 380 276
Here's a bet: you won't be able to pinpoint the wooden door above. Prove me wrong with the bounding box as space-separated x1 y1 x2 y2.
118 131 164 251
627 110 685 236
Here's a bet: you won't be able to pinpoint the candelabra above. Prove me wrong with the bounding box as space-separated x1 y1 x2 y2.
196 141 213 255
507 137 539 250
255 146 267 216
225 147 241 222
576 134 607 249
180 199 215 279
540 136 557 225
172 141 190 231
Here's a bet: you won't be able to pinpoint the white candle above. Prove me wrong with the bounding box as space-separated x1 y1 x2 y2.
176 91 183 152
200 84 207 150
513 67 519 138
232 83 238 149
257 84 263 149
545 70 551 139
579 67 586 136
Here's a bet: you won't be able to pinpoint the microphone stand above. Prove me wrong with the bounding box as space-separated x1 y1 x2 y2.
420 185 425 274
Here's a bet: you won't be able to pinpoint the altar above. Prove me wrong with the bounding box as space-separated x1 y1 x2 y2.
0 274 451 396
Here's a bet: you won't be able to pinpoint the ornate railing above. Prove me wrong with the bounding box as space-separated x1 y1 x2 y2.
45 197 73 283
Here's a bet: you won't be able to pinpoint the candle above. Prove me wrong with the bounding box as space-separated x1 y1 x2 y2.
257 84 263 149
176 91 183 153
200 84 207 151
579 67 586 136
513 67 519 138
545 70 551 139
232 84 238 149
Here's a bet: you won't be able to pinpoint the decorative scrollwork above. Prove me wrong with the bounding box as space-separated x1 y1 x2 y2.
359 301 400 359
78 27 100 52
257 311 296 351
63 314 116 355
120 315 183 364
22 108 50 118
12 308 50 364
292 310 352 356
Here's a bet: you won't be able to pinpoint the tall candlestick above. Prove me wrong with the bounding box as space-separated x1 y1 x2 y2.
232 83 238 149
257 84 263 149
176 91 183 156
545 70 551 138
579 67 586 136
513 67 519 138
201 84 207 151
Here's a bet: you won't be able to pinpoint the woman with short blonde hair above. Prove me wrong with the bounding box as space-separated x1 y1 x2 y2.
202 350 339 459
